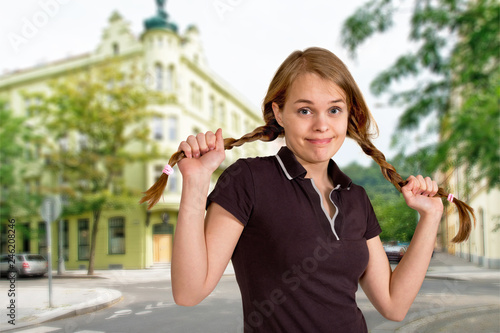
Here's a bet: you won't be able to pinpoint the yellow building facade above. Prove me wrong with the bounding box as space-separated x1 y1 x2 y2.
438 167 500 269
1 3 271 270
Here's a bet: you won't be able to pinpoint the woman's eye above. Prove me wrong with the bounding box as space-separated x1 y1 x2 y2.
330 107 342 114
298 108 311 115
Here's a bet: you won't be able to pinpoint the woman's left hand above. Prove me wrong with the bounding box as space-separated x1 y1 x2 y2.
401 175 444 217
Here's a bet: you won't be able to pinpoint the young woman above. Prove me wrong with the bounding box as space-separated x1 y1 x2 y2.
141 47 474 332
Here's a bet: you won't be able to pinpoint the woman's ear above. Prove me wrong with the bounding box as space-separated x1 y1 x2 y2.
272 102 284 127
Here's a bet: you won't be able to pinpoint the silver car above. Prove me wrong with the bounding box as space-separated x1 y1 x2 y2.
0 253 48 278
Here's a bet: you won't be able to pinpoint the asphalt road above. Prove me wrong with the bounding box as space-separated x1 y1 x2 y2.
6 274 500 333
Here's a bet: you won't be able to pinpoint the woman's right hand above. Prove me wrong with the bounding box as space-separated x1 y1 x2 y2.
177 128 226 178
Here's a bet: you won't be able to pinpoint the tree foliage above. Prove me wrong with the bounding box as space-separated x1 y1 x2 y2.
0 100 42 223
26 61 165 274
342 0 500 188
343 161 417 242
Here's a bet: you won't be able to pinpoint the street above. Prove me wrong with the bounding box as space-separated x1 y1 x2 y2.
4 268 500 333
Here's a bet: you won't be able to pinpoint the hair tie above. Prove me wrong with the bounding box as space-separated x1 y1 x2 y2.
162 164 174 175
447 193 454 203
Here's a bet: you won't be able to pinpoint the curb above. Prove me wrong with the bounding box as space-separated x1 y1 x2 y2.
47 290 123 323
2 289 122 332
423 274 468 281
53 274 107 279
395 304 500 332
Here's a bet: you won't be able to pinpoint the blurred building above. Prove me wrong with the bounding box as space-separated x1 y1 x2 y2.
0 2 274 269
437 157 500 269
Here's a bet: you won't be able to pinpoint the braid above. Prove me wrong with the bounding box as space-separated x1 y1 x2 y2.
349 129 475 243
139 122 283 209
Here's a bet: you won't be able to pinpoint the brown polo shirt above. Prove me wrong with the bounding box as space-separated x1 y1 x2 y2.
207 146 382 332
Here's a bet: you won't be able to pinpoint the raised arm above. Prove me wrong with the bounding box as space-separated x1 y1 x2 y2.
359 175 444 321
171 129 244 306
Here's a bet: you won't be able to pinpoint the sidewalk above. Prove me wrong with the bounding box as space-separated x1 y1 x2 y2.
393 251 500 333
426 251 500 281
1 254 498 332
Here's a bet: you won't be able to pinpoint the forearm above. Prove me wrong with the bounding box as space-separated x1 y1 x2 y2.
387 211 441 318
171 174 211 305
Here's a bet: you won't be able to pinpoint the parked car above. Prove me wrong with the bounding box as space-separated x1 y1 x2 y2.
383 243 407 263
0 253 48 278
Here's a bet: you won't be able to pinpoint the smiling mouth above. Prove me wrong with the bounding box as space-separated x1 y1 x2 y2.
306 138 333 145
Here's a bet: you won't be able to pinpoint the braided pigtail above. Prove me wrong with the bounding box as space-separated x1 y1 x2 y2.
139 121 283 209
348 120 476 243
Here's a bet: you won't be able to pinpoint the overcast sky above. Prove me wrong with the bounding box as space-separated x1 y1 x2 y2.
1 0 416 167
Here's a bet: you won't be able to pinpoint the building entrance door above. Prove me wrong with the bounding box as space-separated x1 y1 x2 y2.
153 234 172 263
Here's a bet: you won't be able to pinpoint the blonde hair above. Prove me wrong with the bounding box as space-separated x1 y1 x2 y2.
140 47 475 242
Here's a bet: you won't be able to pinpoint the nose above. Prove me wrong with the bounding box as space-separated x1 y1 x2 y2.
313 113 329 132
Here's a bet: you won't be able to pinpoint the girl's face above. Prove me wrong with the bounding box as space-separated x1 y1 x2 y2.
272 72 349 167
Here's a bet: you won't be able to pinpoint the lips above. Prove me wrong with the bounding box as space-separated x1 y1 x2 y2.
306 138 333 145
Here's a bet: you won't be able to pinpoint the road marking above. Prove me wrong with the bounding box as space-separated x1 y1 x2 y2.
105 309 133 320
75 331 106 333
135 311 152 315
16 327 59 333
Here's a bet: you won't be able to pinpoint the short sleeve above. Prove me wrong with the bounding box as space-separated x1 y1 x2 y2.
207 159 254 226
363 191 382 240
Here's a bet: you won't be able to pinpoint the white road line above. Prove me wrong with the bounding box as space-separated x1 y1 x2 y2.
135 311 152 315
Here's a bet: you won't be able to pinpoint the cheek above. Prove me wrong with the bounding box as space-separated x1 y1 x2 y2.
336 118 349 136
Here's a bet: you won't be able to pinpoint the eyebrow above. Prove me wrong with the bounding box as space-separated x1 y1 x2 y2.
293 99 345 105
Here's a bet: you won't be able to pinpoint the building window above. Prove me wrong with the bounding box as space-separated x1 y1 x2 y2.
167 116 177 141
152 116 163 140
167 169 178 192
59 220 69 261
209 96 215 120
154 165 178 193
38 222 47 257
78 219 89 260
190 82 203 109
155 63 163 91
190 82 195 105
166 65 174 92
108 217 125 254
22 223 31 253
232 112 240 133
112 42 119 55
219 103 226 125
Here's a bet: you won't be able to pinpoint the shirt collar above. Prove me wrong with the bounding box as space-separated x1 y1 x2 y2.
276 146 352 190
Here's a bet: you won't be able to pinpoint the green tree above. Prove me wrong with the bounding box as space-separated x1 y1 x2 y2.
28 61 165 275
342 0 500 188
0 100 42 216
343 161 417 242
0 100 42 251
0 100 22 222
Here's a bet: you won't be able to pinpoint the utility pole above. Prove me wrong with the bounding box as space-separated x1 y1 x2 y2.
40 195 62 308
